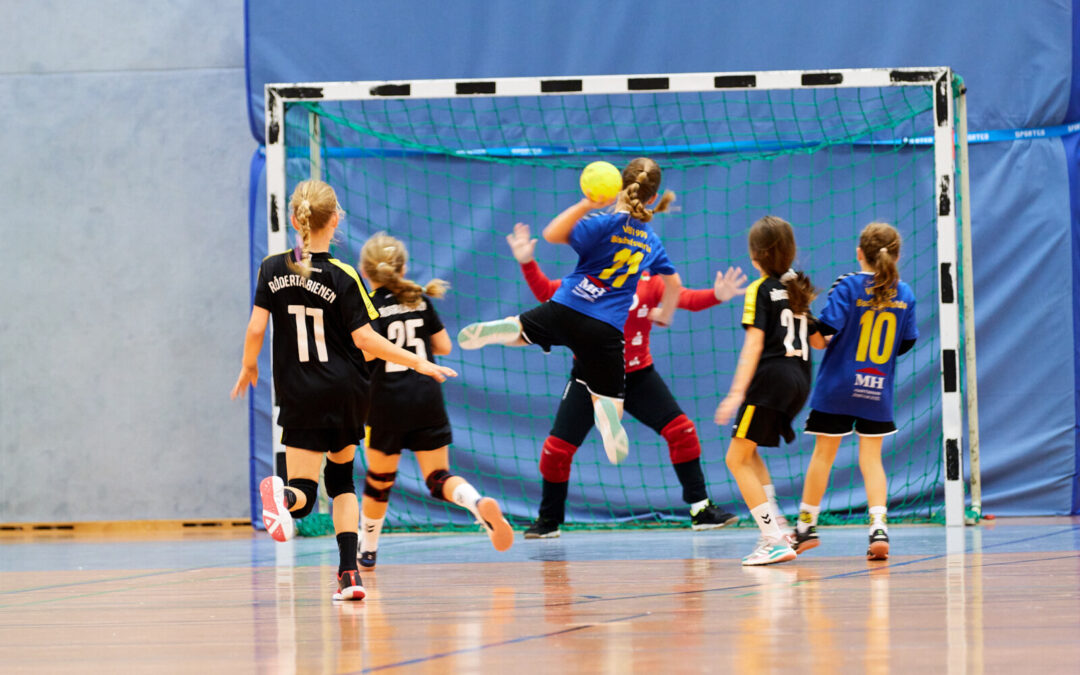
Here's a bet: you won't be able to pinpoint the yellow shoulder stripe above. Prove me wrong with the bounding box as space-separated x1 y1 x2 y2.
329 258 379 320
742 277 766 325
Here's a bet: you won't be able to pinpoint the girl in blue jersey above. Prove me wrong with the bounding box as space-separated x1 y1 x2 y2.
715 216 817 566
458 157 683 465
792 222 918 561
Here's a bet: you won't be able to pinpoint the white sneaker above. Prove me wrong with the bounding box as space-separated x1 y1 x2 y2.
742 536 798 566
476 497 514 552
259 476 295 542
457 317 522 349
593 397 629 464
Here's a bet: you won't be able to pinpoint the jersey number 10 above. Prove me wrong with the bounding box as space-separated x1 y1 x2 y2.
855 310 897 364
386 318 426 373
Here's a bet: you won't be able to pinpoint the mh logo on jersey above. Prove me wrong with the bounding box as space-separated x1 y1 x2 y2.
855 367 887 390
571 275 609 303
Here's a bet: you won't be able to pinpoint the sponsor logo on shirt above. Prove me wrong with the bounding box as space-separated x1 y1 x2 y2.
571 275 608 302
853 367 886 401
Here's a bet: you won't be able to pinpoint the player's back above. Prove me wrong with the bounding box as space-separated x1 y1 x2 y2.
551 211 676 330
367 287 449 430
254 251 374 427
811 272 919 421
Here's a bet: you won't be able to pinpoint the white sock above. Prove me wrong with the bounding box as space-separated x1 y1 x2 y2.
763 484 787 528
797 502 821 534
689 498 709 516
360 514 384 552
750 502 783 540
451 482 483 520
869 506 888 533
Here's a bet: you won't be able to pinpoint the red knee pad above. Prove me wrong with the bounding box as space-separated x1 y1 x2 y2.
538 436 578 483
662 414 701 464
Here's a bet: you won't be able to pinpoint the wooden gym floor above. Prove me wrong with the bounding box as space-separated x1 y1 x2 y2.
1 517 1078 673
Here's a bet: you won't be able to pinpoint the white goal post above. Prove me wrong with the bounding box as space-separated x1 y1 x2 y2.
263 67 979 526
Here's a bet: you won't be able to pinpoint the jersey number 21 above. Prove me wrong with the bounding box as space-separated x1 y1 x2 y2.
780 308 809 361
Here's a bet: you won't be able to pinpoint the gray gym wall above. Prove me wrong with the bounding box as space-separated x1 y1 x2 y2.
0 1 252 521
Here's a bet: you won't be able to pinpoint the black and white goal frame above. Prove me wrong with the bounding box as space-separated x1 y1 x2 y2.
264 67 981 526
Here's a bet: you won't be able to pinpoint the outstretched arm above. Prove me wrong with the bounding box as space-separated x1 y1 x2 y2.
352 323 458 382
715 326 765 425
542 197 612 244
678 266 748 311
231 306 270 399
507 222 560 302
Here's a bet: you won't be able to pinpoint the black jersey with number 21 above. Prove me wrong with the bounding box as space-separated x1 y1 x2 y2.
367 287 449 432
253 251 379 431
740 276 813 413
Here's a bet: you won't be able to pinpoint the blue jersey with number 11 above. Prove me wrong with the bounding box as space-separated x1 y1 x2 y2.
809 272 919 422
550 212 676 330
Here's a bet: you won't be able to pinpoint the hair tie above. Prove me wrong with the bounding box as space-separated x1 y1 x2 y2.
780 268 798 283
879 247 888 255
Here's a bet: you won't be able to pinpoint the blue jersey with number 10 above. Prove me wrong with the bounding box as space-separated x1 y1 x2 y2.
809 272 919 422
550 211 676 330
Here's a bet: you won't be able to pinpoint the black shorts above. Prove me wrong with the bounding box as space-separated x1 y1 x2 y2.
552 365 683 445
804 409 897 437
731 404 796 447
519 301 626 399
281 427 364 454
367 422 453 455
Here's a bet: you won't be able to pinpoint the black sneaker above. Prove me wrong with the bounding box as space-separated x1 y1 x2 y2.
523 518 561 539
690 502 739 531
358 550 377 569
792 526 819 553
867 528 890 560
333 569 366 601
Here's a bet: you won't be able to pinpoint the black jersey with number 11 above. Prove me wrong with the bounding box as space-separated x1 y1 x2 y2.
367 287 449 432
253 251 379 431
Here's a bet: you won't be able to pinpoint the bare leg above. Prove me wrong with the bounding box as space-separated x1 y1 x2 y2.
801 435 843 507
858 435 888 509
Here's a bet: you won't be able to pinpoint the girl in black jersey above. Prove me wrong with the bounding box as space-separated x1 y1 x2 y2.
714 216 818 566
357 233 513 568
231 180 457 601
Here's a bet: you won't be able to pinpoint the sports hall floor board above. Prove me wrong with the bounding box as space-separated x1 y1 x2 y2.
2 517 1078 673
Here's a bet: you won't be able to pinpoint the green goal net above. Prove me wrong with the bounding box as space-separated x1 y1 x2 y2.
265 70 967 533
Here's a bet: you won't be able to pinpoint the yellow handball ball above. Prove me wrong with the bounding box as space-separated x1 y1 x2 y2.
579 161 623 203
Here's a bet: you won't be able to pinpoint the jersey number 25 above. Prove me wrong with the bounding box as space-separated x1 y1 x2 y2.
385 318 427 372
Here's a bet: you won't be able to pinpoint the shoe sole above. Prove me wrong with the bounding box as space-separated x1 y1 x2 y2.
333 585 367 601
477 498 514 551
691 515 740 531
358 560 376 570
742 549 798 566
457 319 520 350
593 398 629 465
523 530 561 539
793 538 820 554
259 476 294 543
867 541 890 560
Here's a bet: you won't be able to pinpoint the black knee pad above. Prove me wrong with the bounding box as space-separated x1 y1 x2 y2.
363 470 397 503
287 478 319 519
323 458 355 499
425 469 454 501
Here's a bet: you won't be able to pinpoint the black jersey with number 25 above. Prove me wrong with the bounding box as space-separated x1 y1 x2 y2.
367 287 449 432
253 251 379 430
741 276 813 413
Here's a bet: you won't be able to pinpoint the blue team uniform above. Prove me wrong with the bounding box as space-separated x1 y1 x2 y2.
809 272 919 422
550 212 676 330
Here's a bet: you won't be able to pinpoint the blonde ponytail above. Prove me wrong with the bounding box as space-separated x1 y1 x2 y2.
360 232 448 307
287 181 339 277
614 157 673 223
859 222 902 309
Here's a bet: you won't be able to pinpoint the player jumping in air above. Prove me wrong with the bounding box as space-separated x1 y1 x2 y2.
793 222 918 561
458 157 683 466
356 233 513 569
715 215 817 566
505 222 745 537
232 180 456 601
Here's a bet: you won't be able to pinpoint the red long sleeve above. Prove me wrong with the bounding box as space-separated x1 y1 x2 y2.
520 261 561 303
677 287 721 312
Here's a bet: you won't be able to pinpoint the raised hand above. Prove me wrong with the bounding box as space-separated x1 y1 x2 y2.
714 266 748 303
505 222 538 263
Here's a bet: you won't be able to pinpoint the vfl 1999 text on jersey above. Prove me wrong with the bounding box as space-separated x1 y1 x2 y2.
809 272 919 422
253 252 379 430
367 287 449 432
741 276 813 411
551 212 676 330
